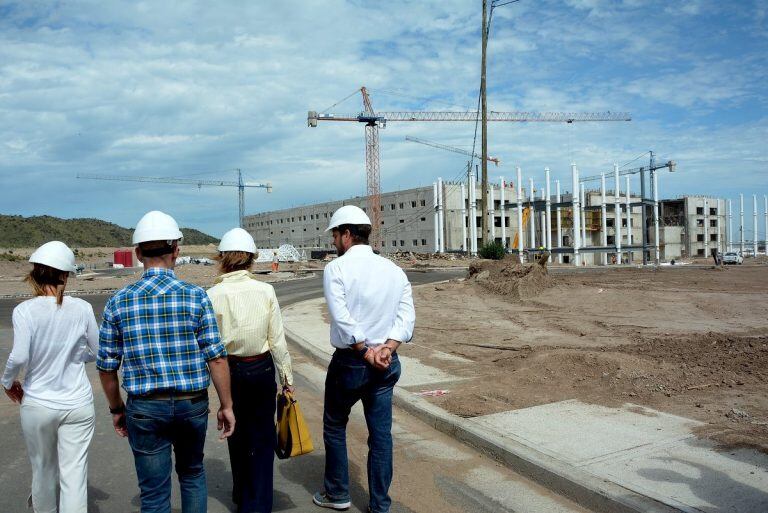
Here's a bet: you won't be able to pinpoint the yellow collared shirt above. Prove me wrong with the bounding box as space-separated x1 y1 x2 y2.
207 270 293 386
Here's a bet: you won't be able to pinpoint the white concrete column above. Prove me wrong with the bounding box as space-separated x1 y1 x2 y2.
540 186 546 251
460 183 468 254
556 180 562 263
740 193 745 255
764 195 768 255
470 173 478 255
600 172 607 265
500 177 507 250
433 182 439 253
716 198 722 253
653 171 660 264
703 197 709 258
545 168 552 253
614 164 621 263
437 177 444 253
529 177 536 250
728 199 733 252
580 183 587 251
516 167 524 257
489 185 496 240
625 176 632 261
572 164 581 266
754 194 759 257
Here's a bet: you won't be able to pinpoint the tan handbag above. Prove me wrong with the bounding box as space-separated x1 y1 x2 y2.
275 391 314 459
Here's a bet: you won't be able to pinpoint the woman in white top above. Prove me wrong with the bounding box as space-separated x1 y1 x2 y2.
2 241 99 513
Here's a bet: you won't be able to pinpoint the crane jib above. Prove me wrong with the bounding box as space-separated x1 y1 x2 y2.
310 111 631 123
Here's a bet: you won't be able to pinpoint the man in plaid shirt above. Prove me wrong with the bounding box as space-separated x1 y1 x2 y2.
97 211 235 513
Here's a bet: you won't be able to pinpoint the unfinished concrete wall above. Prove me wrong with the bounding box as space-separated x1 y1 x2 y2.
244 186 434 253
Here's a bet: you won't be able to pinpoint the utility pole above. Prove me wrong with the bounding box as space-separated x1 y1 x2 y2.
480 0 489 246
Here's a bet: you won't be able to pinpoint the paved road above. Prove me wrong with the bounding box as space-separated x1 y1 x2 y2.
0 269 589 513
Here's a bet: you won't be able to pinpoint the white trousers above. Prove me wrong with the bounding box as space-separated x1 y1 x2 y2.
20 401 95 513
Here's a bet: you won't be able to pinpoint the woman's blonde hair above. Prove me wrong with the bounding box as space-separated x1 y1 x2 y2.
217 251 255 274
25 263 68 306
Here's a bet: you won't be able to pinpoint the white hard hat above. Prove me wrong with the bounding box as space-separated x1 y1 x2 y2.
325 205 372 232
29 241 76 272
132 211 184 245
218 228 256 254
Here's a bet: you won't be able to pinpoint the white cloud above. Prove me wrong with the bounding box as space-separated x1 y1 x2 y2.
0 0 765 237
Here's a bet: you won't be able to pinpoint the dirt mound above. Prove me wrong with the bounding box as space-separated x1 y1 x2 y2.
468 256 554 299
621 333 768 386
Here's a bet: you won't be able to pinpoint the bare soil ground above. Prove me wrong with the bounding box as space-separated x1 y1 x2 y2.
0 245 315 295
409 260 768 453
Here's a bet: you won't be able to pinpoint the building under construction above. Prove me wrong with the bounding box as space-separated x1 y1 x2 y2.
244 183 739 264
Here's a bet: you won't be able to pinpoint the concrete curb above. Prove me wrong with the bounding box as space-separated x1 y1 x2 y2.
283 299 682 513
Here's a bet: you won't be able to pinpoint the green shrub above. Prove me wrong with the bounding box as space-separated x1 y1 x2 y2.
478 241 505 260
0 252 22 262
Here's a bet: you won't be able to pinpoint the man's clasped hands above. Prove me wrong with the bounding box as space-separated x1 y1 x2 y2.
361 340 399 370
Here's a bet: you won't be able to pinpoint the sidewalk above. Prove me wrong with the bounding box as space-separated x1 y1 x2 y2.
282 295 768 513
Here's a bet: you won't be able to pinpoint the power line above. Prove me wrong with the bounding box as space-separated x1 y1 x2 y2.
620 151 650 169
372 89 473 110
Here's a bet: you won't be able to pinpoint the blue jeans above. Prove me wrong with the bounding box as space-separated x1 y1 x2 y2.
126 393 210 513
323 350 401 513
227 355 277 513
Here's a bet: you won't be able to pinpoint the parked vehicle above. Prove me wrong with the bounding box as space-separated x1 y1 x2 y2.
722 251 744 265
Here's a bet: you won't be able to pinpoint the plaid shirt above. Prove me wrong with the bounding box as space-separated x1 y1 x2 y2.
96 268 226 395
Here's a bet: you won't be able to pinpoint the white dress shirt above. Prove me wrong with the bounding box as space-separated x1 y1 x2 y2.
323 244 415 348
2 296 99 410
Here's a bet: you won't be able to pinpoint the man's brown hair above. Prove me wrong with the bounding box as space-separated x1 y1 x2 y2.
335 223 371 245
138 240 177 258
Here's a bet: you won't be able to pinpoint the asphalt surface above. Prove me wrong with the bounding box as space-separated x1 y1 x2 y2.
0 268 589 513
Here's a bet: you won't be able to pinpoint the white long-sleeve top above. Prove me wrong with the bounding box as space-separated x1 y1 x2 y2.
2 296 99 410
323 244 415 348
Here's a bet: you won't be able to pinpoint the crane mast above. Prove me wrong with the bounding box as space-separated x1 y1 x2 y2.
360 87 382 248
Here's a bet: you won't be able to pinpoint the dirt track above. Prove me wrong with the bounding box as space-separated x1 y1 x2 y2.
411 263 768 453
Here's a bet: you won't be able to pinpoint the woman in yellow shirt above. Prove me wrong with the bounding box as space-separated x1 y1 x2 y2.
208 228 294 513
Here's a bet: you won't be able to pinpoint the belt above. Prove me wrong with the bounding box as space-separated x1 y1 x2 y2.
134 390 207 401
228 353 270 363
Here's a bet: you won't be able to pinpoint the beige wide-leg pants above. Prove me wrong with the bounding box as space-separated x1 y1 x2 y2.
20 401 95 513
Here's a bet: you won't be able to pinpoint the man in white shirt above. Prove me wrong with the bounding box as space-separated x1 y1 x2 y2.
312 206 415 513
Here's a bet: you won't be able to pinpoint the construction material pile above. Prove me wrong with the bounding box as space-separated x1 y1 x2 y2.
388 251 467 262
468 253 554 300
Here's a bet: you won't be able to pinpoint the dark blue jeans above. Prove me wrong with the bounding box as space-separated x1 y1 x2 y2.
227 355 277 513
323 350 401 513
125 393 209 513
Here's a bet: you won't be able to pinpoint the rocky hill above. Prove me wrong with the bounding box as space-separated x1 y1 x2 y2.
0 214 218 248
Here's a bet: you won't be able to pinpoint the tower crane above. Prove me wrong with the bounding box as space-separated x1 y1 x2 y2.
76 170 272 228
580 152 675 265
308 86 630 248
404 135 500 166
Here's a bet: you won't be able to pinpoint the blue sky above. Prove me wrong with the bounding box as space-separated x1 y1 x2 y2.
1 0 766 238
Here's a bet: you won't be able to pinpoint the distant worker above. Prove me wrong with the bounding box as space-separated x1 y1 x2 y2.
208 228 295 513
2 241 99 513
312 205 415 513
272 250 279 273
97 210 235 513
